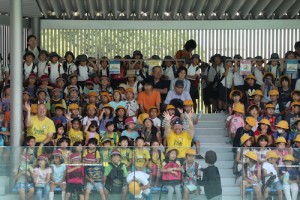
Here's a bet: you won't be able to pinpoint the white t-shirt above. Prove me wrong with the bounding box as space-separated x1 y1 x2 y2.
204 65 221 82
37 61 47 78
23 62 37 80
77 65 93 81
44 62 63 83
187 64 201 79
233 69 244 86
220 67 233 88
269 65 278 79
262 162 279 182
164 65 176 80
125 100 139 117
82 116 99 127
253 66 264 85
65 62 76 75
152 117 161 128
126 171 150 195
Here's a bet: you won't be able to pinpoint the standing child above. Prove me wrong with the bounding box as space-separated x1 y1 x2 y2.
262 151 283 200
241 151 262 200
148 140 165 187
121 117 139 146
279 154 299 200
161 149 182 200
84 120 100 146
133 136 150 172
200 150 222 200
103 149 128 200
65 153 85 200
32 154 52 200
49 150 66 200
182 149 201 200
37 50 48 78
45 52 63 84
75 54 94 89
22 51 37 80
14 155 34 200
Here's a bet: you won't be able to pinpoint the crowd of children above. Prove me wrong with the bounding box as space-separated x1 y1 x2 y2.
2 36 300 199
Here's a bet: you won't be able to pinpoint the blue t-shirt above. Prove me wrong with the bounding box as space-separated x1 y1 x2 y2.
109 101 126 110
51 164 66 183
121 130 139 141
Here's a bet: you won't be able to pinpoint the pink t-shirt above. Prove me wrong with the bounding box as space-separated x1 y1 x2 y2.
33 167 52 185
230 115 245 134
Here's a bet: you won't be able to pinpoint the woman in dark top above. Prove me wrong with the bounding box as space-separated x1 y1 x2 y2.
278 75 292 107
200 150 222 200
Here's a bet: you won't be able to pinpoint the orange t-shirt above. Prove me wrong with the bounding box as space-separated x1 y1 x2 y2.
138 90 161 112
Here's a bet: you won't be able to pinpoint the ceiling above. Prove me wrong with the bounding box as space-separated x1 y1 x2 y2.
1 0 300 20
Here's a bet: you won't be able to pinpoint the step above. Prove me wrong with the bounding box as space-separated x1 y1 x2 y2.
222 186 240 196
197 121 226 128
200 114 227 121
199 160 234 169
199 136 228 144
200 145 233 153
195 128 227 136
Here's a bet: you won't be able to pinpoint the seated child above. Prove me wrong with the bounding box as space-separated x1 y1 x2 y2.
161 149 182 200
104 149 128 200
273 120 291 147
83 138 100 163
242 151 262 200
49 150 66 200
182 149 201 200
262 151 283 200
133 136 150 172
65 153 84 200
100 137 112 164
279 154 299 200
118 136 133 172
84 151 105 200
121 117 139 146
14 155 34 200
102 121 119 146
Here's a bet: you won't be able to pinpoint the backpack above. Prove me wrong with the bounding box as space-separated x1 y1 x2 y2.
22 62 37 77
229 115 245 134
76 65 90 76
162 161 182 181
105 162 125 194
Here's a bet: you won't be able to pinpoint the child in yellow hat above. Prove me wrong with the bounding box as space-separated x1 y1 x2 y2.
274 137 293 166
262 151 283 200
273 120 291 147
242 151 262 200
226 102 245 140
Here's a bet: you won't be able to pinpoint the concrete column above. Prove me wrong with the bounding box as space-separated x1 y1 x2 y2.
30 17 41 45
10 0 23 147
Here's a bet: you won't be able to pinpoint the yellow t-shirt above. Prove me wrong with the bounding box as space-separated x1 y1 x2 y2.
149 150 165 168
118 147 133 166
101 132 119 146
27 116 56 143
133 148 150 167
166 130 193 158
68 128 84 146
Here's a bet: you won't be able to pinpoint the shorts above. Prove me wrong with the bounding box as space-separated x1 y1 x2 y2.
270 181 283 191
86 182 104 191
218 84 230 102
16 182 34 191
66 183 84 194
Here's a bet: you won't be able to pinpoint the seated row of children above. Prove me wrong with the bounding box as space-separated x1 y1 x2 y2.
16 136 221 200
237 133 300 200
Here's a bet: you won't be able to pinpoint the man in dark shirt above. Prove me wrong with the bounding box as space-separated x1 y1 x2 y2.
151 66 169 110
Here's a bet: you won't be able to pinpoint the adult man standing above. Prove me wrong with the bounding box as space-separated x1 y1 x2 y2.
25 102 55 145
163 111 194 163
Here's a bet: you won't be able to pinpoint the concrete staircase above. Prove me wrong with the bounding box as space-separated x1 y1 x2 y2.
196 113 241 200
